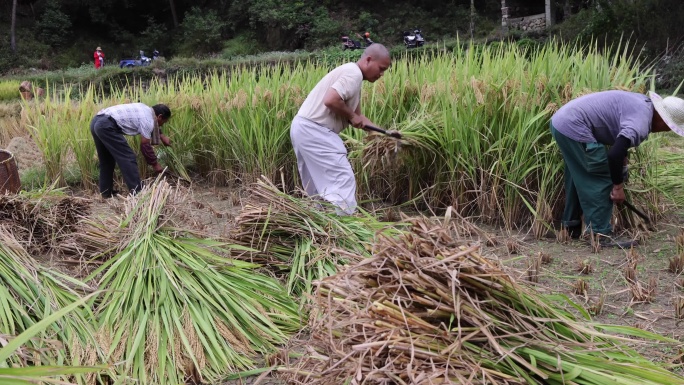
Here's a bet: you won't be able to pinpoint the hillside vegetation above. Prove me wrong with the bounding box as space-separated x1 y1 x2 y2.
1 0 684 77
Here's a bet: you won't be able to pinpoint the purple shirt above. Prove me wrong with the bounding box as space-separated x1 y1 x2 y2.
551 90 653 147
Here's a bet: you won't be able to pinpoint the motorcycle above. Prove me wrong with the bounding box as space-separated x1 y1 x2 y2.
356 32 374 47
403 29 425 48
119 50 160 68
341 36 362 50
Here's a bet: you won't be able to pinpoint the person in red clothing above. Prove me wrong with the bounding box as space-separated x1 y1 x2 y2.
94 47 105 69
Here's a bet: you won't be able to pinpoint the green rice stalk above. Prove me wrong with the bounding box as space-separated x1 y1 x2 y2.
0 228 107 384
0 292 105 385
87 180 301 385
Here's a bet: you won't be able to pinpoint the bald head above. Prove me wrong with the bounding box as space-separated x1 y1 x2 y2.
357 44 391 83
360 44 390 61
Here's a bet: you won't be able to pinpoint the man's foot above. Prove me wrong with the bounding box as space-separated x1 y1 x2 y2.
567 225 582 239
101 190 120 199
597 237 638 248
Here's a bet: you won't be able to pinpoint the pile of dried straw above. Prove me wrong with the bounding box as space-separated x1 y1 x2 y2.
278 217 683 385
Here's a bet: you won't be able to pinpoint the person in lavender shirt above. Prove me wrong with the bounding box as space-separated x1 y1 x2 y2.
550 90 684 247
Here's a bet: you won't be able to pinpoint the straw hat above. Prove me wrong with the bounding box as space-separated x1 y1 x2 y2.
96 47 102 51
649 91 684 137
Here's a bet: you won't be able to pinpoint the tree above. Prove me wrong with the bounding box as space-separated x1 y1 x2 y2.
470 0 476 39
36 0 72 48
178 7 225 55
169 0 179 28
10 0 17 53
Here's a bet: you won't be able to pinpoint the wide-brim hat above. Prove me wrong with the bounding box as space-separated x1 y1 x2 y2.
96 47 102 51
649 91 684 137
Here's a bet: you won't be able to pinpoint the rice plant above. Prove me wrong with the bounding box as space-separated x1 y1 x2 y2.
0 292 105 385
232 177 402 297
86 180 301 384
0 228 106 384
0 80 20 102
22 39 656 230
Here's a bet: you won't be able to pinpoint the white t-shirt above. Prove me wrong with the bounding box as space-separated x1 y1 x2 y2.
296 62 362 134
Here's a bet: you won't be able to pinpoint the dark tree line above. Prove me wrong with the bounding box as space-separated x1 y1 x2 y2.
2 0 684 71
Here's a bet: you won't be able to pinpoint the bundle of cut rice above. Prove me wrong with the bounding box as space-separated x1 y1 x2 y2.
232 177 401 296
0 189 89 253
84 180 302 385
278 217 684 385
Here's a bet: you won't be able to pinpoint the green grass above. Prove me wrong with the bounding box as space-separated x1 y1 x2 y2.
0 80 20 102
17 167 48 191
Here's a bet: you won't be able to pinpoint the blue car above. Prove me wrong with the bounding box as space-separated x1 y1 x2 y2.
119 50 159 68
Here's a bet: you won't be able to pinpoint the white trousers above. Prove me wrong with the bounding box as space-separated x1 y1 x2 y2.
290 116 357 215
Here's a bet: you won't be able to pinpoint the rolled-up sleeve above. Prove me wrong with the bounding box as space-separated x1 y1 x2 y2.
140 142 157 165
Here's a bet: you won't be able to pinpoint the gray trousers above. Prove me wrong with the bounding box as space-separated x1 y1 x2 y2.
90 114 141 197
290 116 357 215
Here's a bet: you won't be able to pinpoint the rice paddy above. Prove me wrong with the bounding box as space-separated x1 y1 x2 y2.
1 40 684 384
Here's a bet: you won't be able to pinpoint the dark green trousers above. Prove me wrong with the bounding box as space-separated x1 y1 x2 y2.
551 123 613 235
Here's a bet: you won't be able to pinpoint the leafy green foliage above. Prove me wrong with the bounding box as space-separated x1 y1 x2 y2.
35 0 72 49
178 7 226 56
0 31 52 74
552 0 684 56
358 11 379 33
311 46 363 65
304 7 345 49
139 17 170 54
220 32 265 59
0 81 20 102
1 0 683 76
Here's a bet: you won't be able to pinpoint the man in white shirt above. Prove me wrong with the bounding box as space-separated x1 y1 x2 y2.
290 44 392 215
90 103 172 198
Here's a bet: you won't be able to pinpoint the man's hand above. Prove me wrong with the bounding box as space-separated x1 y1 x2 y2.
160 134 172 147
349 114 367 129
351 115 375 130
610 184 626 204
152 163 163 174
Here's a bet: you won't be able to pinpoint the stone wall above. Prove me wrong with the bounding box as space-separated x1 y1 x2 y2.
506 13 547 32
501 0 555 32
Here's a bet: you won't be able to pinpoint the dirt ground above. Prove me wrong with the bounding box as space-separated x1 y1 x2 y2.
65 181 683 384
5 136 684 383
486 218 684 339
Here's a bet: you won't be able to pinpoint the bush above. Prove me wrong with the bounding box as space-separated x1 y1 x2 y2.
305 7 344 49
221 32 264 59
552 0 684 57
0 32 52 73
35 0 72 49
139 17 170 54
0 80 20 102
312 47 363 66
653 47 684 92
177 7 226 56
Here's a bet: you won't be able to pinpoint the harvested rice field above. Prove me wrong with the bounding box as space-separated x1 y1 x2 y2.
2 41 684 384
